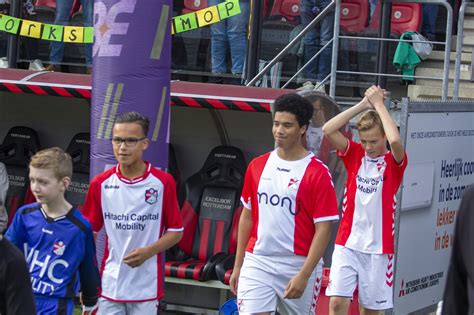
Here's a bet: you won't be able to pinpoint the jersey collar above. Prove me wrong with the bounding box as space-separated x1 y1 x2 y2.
115 161 151 184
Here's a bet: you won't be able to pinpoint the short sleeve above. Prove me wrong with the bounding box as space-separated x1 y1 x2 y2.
163 175 183 232
82 178 104 232
337 139 364 173
387 150 408 185
312 167 339 223
5 208 27 248
240 160 254 210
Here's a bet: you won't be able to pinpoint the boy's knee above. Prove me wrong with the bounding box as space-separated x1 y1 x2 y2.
329 296 350 312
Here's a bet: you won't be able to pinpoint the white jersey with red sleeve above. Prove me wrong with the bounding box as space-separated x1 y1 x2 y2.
82 162 183 302
335 140 407 254
240 150 339 257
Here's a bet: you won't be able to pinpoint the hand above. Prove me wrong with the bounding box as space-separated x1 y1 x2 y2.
229 267 241 295
82 304 98 315
123 247 153 268
283 272 309 299
364 85 385 109
361 96 374 110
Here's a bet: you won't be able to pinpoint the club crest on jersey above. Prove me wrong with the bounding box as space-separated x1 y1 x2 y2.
377 161 387 173
53 241 65 256
288 178 300 190
145 188 158 205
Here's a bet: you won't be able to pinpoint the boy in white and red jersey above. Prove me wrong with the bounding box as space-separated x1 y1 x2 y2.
229 93 339 314
323 86 407 315
82 112 183 315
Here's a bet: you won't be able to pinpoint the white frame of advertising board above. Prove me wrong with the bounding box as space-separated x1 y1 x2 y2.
391 99 474 314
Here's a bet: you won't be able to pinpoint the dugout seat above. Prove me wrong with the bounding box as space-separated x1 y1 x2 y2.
64 133 90 210
165 146 246 281
270 0 300 22
0 127 41 225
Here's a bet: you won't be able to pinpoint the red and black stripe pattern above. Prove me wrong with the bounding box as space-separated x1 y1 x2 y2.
165 260 206 281
0 81 271 112
0 82 91 99
170 96 271 112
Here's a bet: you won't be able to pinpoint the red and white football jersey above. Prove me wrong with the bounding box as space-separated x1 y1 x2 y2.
241 150 339 257
335 140 407 254
83 162 183 302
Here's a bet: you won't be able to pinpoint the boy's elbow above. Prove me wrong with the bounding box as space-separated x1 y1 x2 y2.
390 137 402 148
322 123 331 135
174 231 183 243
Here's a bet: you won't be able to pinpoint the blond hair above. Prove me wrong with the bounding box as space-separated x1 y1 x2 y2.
356 110 385 135
29 147 73 180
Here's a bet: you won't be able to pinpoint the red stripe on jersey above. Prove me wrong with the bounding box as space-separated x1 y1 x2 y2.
157 252 164 299
198 219 211 260
242 153 271 253
293 158 338 256
214 220 225 254
335 141 363 248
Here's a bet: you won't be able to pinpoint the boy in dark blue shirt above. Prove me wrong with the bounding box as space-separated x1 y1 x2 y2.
6 147 100 315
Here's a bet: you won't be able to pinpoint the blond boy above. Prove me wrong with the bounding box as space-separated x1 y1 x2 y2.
323 86 407 315
6 147 100 315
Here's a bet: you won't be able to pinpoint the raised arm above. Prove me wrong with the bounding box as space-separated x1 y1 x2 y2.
365 86 405 164
323 98 372 152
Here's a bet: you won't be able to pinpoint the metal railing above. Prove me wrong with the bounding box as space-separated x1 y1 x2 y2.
246 0 454 101
453 0 474 100
246 0 336 88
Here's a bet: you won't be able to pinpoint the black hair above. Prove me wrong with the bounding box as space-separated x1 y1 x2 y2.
273 93 313 128
114 111 150 136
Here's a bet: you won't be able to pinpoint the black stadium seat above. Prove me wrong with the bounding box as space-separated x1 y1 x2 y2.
64 133 90 210
0 126 41 225
165 146 246 281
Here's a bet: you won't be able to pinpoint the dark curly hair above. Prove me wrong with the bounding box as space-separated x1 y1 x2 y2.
273 93 313 128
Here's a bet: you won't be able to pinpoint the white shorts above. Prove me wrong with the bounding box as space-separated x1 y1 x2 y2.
325 245 394 310
237 252 323 315
98 297 159 315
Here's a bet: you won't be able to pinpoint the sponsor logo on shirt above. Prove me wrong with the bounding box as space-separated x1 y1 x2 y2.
53 241 65 256
356 174 384 194
104 184 120 189
42 228 53 235
377 161 387 173
24 243 70 294
288 178 299 190
145 188 158 204
276 167 290 172
257 191 299 215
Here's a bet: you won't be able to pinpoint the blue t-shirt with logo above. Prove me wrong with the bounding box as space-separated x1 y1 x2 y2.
5 203 100 306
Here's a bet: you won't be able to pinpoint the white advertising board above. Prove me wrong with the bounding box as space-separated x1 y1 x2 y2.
394 105 474 314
